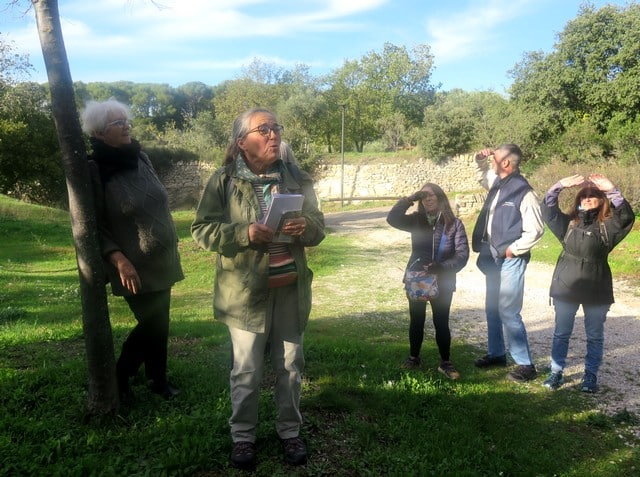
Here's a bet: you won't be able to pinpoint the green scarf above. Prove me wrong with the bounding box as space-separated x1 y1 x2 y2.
235 155 283 207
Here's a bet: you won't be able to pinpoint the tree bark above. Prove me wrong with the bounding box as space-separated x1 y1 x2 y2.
32 0 118 415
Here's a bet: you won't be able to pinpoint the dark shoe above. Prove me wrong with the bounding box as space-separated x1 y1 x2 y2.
581 372 598 393
230 441 256 470
150 381 181 400
508 365 537 382
543 371 564 391
282 436 307 466
474 354 507 368
402 356 421 369
438 360 461 380
119 385 135 405
117 370 134 404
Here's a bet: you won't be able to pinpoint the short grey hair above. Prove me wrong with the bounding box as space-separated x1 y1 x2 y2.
495 143 523 170
80 98 131 136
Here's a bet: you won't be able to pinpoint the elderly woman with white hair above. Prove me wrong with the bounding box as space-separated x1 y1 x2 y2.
81 98 184 402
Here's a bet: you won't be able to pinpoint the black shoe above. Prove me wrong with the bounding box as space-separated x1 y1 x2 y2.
282 436 307 466
150 381 181 400
581 371 598 393
117 370 134 404
119 385 135 405
230 441 256 470
474 354 507 368
508 365 537 382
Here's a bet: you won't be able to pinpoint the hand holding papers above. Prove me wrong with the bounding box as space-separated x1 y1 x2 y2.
261 193 304 243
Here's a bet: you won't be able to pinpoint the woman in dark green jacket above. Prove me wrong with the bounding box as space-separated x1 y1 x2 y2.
192 109 324 470
541 173 634 393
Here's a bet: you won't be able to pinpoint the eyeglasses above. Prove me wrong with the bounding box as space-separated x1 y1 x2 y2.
106 119 131 129
245 123 284 137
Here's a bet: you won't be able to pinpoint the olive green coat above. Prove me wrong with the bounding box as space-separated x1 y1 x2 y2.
191 160 325 333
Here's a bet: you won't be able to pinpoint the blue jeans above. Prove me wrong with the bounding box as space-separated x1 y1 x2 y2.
478 252 533 365
550 299 609 375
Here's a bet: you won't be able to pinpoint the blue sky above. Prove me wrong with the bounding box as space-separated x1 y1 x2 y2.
0 0 633 93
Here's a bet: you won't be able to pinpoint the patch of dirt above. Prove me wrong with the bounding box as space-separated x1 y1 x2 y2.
324 207 640 430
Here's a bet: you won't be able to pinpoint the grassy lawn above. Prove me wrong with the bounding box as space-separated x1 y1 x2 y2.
1 194 639 476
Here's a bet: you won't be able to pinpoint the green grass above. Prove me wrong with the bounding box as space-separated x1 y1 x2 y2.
1 194 639 476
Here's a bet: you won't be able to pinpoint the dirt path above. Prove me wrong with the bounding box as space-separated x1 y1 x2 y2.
324 207 640 424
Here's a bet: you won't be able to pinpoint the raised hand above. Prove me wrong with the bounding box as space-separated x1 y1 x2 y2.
559 174 585 188
588 173 615 192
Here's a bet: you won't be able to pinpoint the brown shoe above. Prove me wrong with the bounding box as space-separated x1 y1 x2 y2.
438 360 461 380
230 441 256 470
402 356 421 369
508 365 537 382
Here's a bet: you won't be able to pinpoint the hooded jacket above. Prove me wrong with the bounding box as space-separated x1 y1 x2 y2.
191 159 325 334
542 183 635 304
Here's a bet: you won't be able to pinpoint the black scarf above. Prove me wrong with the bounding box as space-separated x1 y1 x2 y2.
89 137 141 182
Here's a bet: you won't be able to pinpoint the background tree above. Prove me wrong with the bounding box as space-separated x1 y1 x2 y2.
0 81 64 203
509 3 640 164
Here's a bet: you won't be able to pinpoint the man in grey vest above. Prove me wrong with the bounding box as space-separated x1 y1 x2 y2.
471 144 544 382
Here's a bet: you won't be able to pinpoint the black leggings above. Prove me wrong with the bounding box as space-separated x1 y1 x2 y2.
408 290 454 361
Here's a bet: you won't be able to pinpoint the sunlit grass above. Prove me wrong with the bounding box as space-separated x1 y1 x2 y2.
1 194 639 476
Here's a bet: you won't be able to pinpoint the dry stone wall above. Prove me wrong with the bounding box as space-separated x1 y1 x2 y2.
161 154 487 215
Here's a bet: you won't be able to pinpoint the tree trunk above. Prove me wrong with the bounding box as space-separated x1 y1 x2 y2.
32 0 118 415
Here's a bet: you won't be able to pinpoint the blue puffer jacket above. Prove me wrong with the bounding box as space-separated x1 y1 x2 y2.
387 199 470 294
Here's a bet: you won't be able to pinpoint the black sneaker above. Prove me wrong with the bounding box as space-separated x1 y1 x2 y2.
508 365 537 382
543 371 564 390
282 436 307 466
581 372 598 393
230 441 256 470
474 354 507 368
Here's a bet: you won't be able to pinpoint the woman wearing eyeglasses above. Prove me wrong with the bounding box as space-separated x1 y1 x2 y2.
82 99 184 402
192 108 325 470
541 173 634 393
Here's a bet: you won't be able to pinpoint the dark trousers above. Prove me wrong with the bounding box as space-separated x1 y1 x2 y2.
117 288 171 386
408 289 454 361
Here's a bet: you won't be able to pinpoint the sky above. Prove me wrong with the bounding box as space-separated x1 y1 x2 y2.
0 0 634 93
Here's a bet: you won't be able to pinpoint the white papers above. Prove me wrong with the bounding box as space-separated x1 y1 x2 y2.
261 193 304 243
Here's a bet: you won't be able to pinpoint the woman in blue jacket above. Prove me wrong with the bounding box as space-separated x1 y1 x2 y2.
387 183 469 379
541 174 635 393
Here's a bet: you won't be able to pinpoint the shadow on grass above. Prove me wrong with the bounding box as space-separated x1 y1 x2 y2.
1 308 638 476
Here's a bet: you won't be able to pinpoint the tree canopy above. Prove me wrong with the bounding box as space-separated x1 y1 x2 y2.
4 2 640 204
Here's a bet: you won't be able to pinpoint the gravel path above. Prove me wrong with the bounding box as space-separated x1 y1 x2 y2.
324 207 640 425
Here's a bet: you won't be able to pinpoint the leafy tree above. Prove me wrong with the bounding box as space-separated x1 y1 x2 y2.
0 82 64 203
509 3 640 158
0 33 32 85
377 112 407 152
328 42 436 152
175 81 214 120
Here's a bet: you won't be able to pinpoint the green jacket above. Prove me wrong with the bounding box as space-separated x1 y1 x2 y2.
191 160 325 333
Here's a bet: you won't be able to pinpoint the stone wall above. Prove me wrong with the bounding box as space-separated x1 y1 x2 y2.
313 154 486 215
161 154 487 215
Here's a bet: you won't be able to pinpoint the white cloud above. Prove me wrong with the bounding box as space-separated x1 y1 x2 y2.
425 0 538 63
